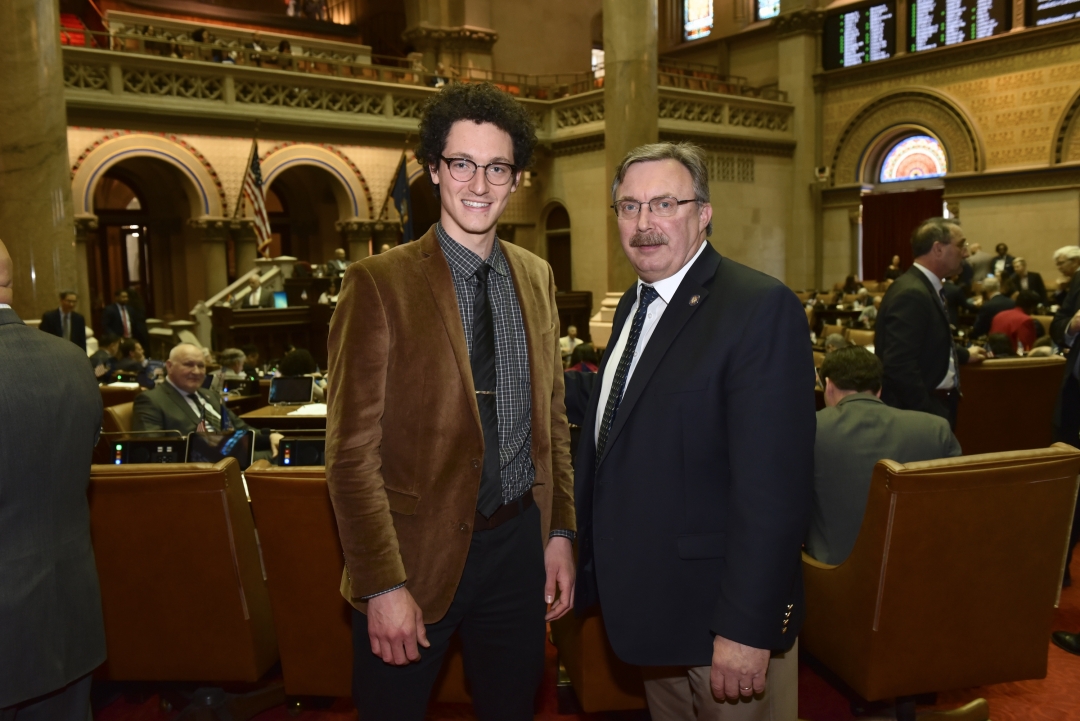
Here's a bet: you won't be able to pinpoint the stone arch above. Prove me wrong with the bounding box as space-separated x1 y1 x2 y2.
1052 86 1080 164
71 132 226 217
828 88 982 187
260 143 375 220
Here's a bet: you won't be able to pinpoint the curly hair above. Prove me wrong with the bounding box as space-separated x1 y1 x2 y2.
415 82 537 175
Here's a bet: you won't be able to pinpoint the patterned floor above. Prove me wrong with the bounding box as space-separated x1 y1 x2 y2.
98 554 1080 721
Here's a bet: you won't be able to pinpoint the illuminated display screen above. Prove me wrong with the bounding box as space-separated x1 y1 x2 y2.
758 0 781 20
909 0 1011 52
879 135 948 182
684 0 714 40
1027 0 1080 26
822 0 897 70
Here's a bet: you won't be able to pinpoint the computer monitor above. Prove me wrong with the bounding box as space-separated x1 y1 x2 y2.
273 291 288 309
223 378 260 396
277 437 326 466
269 376 314 405
185 429 255 470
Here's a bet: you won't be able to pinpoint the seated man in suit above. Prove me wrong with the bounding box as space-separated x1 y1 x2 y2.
971 276 1015 338
39 290 87 351
1004 257 1045 302
234 275 275 309
89 333 121 381
808 346 961 565
114 339 155 388
133 343 280 456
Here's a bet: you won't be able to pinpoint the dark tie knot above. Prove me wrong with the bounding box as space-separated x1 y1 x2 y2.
474 263 491 285
639 284 659 308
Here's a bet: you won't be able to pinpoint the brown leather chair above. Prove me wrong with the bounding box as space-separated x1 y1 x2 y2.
953 356 1065 455
89 459 278 684
805 306 815 330
822 323 845 339
102 401 134 434
845 328 875 347
243 461 470 703
550 609 647 712
1031 314 1054 335
100 384 142 408
801 445 1080 721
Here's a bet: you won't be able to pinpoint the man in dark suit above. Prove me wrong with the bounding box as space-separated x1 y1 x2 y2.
809 346 960 566
991 242 1015 278
1004 256 1046 301
876 218 985 429
574 142 814 719
233 275 275 309
1050 245 1080 585
971 276 1015 338
101 288 149 349
39 290 87 351
133 343 279 454
326 248 350 277
0 240 106 720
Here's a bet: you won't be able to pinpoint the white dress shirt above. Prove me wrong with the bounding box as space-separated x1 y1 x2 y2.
0 304 9 309
167 379 222 424
595 240 709 443
912 262 957 389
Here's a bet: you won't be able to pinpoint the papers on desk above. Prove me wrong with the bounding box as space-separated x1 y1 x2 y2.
287 403 327 416
107 381 142 389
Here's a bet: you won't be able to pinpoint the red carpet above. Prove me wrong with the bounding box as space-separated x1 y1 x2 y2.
98 553 1080 721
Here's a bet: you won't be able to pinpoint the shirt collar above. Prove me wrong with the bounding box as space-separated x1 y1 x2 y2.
0 304 10 309
436 222 509 278
637 239 709 304
166 378 196 398
913 262 944 294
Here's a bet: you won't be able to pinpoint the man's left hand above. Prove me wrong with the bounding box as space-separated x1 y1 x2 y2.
710 635 770 700
543 536 575 621
269 432 284 457
966 347 987 364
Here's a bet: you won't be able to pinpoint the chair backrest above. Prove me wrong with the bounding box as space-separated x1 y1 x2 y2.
804 306 814 330
862 280 879 292
845 329 875 347
843 293 861 304
89 459 278 681
795 291 814 303
822 323 844 339
1031 314 1054 334
102 402 134 434
802 444 1080 701
100 384 141 408
954 356 1065 455
243 462 469 701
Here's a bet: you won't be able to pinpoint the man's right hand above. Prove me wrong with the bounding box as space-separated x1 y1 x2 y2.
366 586 429 665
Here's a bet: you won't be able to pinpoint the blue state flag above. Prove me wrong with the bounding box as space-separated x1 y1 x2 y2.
391 155 413 242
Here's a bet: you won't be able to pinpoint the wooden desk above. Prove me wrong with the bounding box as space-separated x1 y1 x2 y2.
240 405 327 431
225 394 264 416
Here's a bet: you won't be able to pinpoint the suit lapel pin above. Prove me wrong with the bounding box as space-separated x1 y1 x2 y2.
689 295 701 306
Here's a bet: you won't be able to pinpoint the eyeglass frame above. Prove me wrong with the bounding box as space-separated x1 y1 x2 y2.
610 197 701 219
438 156 519 186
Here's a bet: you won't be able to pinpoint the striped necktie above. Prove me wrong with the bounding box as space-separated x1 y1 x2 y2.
595 285 659 468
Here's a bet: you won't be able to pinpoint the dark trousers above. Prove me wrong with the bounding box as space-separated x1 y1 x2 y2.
352 502 546 721
1054 374 1080 582
0 674 92 721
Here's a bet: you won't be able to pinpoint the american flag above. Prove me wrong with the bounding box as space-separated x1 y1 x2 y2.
242 141 272 257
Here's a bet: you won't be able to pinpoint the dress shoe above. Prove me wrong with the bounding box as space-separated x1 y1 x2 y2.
1052 631 1080 656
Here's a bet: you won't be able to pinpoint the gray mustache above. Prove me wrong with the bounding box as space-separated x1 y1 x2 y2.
630 232 668 248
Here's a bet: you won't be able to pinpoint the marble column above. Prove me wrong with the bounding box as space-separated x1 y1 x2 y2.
189 218 230 300
401 0 497 73
0 0 78 318
73 215 98 319
337 219 374 261
603 0 659 293
776 9 825 290
232 221 259 277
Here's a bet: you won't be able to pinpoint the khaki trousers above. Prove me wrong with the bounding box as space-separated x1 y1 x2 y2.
642 639 798 721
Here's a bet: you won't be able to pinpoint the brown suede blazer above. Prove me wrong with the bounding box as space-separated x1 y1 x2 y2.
325 226 575 622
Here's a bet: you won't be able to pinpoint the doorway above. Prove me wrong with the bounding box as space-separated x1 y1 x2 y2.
545 205 572 292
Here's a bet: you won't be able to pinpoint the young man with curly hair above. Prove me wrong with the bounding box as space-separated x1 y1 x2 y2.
325 82 576 720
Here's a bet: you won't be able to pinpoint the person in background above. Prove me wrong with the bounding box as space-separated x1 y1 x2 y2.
318 279 340 305
858 295 882 329
824 333 850 354
1003 256 1045 301
842 274 863 294
0 238 106 721
234 275 275 308
985 333 1017 358
242 344 262 376
40 290 87 351
990 290 1040 353
566 343 598 372
89 333 121 380
884 254 902 281
102 288 149 349
279 348 325 401
992 243 1015 278
1050 245 1080 586
1053 246 1080 306
114 339 155 388
559 324 584 363
971 276 1015 339
808 346 960 565
326 248 350 277
875 218 985 429
966 241 993 281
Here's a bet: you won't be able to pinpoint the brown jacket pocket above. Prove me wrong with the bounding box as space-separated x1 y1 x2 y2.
385 487 420 515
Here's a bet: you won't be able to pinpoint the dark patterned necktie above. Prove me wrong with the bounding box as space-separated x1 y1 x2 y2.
595 285 659 469
471 264 503 518
189 392 217 432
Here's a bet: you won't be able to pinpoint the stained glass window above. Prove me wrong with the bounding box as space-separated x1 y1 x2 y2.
879 135 947 183
685 0 714 41
757 0 781 20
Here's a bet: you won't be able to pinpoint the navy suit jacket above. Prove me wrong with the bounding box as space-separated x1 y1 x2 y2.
39 308 87 351
101 302 149 347
574 243 815 666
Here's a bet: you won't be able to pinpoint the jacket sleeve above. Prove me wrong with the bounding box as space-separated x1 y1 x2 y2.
131 392 163 431
1052 278 1080 347
544 264 575 536
712 284 816 650
324 262 406 603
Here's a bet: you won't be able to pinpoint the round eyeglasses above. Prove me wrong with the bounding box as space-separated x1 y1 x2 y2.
440 156 518 186
611 197 699 219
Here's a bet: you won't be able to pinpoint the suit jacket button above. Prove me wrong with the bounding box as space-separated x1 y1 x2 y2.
459 523 469 532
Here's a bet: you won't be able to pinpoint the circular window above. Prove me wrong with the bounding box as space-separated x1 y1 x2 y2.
878 135 948 183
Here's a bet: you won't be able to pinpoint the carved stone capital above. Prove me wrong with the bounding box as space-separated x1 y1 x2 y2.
401 25 498 54
74 214 99 242
774 10 825 38
188 216 231 241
